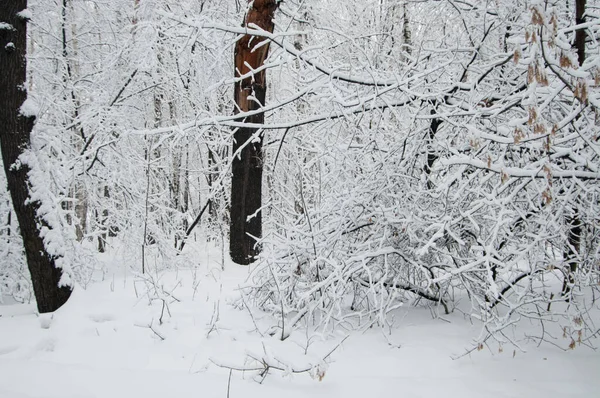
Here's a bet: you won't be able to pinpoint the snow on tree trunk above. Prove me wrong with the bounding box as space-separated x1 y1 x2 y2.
0 1 72 313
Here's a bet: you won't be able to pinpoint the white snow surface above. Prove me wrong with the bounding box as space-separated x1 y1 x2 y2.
0 23 14 30
0 244 598 398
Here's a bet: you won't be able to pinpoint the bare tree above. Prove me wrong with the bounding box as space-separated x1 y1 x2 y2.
230 0 279 264
563 0 587 297
0 1 72 312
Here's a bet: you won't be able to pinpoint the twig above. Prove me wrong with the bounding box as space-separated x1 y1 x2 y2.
241 292 265 336
227 369 233 398
210 335 348 381
178 199 212 252
207 300 220 338
135 322 166 341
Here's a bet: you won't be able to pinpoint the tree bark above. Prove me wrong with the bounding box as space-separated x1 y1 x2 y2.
563 0 586 297
230 0 278 265
0 1 72 312
574 0 586 66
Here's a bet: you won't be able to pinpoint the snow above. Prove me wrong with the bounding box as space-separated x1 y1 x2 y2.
0 23 14 31
0 244 598 398
19 98 39 118
17 9 32 20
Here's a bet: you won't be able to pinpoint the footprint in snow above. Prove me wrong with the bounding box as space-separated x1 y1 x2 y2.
34 338 56 352
88 313 115 323
0 345 19 356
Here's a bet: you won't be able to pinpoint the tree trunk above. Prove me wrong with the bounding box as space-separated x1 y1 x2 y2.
0 1 72 313
97 185 110 253
562 0 586 297
574 0 586 66
61 0 88 241
230 0 278 265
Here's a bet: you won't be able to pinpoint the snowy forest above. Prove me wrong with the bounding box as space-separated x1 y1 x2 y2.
1 0 599 396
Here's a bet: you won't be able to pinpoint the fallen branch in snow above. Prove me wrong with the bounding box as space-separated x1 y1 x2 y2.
487 269 546 309
206 299 221 338
134 321 166 341
209 336 348 383
148 323 166 341
353 277 449 315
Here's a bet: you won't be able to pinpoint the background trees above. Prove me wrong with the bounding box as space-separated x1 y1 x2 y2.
0 0 598 347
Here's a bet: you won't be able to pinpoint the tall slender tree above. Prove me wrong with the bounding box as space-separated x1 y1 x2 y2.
0 1 72 312
563 0 587 296
230 0 279 264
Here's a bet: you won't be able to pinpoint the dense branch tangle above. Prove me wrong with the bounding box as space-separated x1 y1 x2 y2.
152 1 600 344
23 0 589 346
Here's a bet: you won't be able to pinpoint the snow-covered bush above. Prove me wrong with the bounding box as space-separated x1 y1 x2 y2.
243 0 600 348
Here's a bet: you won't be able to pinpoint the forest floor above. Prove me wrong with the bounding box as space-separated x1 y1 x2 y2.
0 243 599 398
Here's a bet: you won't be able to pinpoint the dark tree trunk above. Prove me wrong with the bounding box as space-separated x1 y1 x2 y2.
563 217 582 294
0 1 72 313
574 0 586 66
424 109 441 189
230 0 278 265
97 186 111 253
562 0 586 297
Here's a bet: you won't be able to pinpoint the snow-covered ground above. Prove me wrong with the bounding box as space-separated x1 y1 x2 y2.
1 245 598 398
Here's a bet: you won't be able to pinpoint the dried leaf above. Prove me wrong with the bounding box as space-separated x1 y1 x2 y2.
536 68 548 86
560 53 574 69
527 64 535 84
531 7 544 25
542 188 552 205
514 128 524 144
549 13 558 34
513 48 521 64
534 123 546 135
579 82 588 103
543 164 552 179
543 136 551 152
528 107 537 125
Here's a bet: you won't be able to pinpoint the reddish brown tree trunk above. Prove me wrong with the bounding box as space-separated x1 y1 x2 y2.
0 1 72 312
230 0 278 264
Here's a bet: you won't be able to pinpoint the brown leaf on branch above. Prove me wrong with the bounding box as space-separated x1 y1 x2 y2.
531 7 544 25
